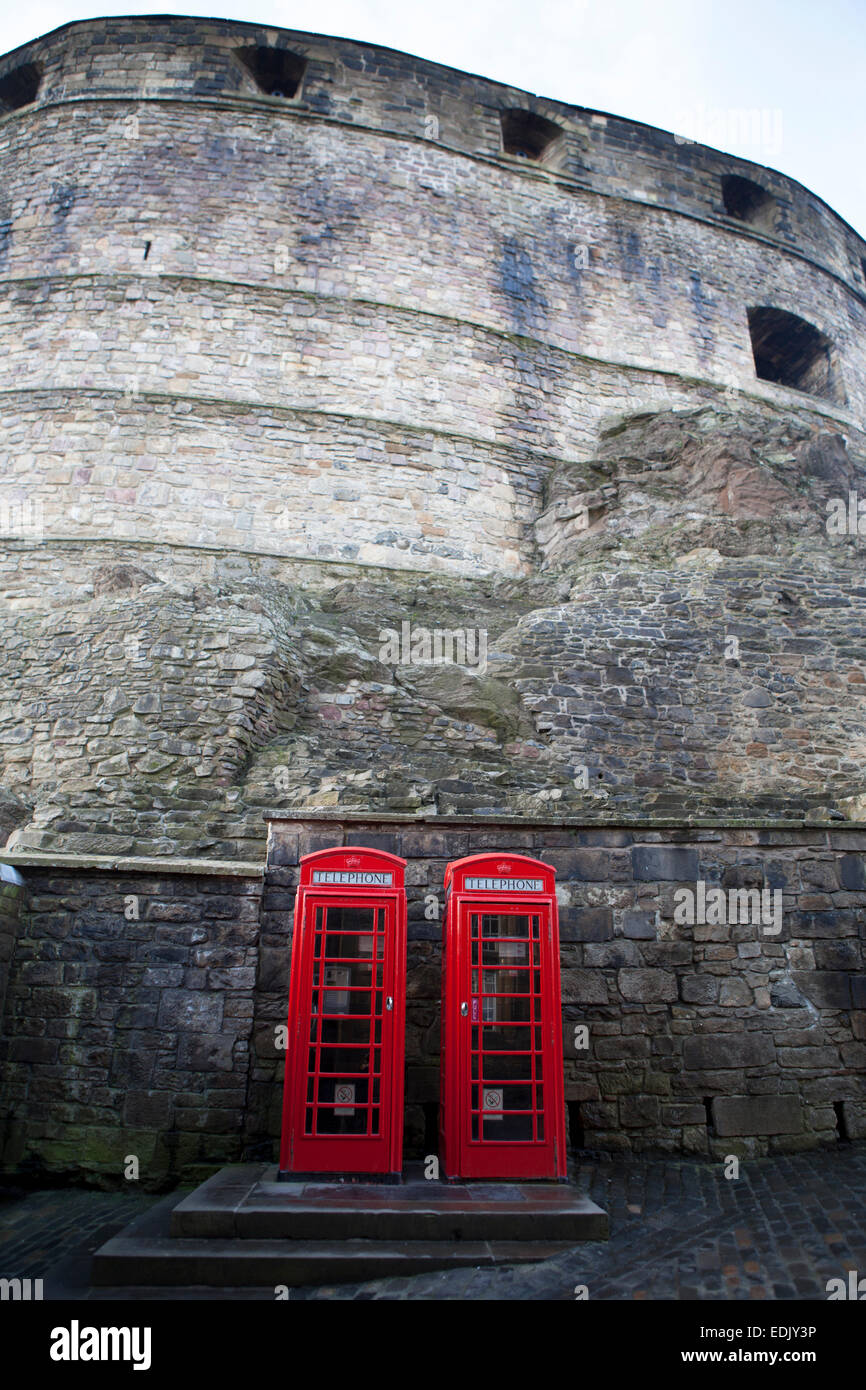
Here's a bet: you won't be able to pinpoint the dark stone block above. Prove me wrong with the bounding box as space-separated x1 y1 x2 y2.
469 829 535 850
123 1091 174 1127
683 1034 774 1070
577 830 633 847
712 1095 802 1136
586 941 640 968
157 990 224 1032
632 846 699 880
595 1036 651 1060
622 908 656 939
681 974 719 1003
814 941 860 971
298 829 343 857
178 1033 235 1071
617 967 677 1002
559 906 612 941
791 971 852 1009
264 867 298 888
840 855 866 890
547 848 631 881
408 921 441 941
619 1095 659 1126
8 1037 58 1063
399 829 470 859
769 980 806 1008
662 1103 706 1125
345 831 402 855
267 833 299 866
561 969 609 1004
147 901 200 922
852 975 866 1008
257 947 288 994
721 862 764 889
261 891 295 917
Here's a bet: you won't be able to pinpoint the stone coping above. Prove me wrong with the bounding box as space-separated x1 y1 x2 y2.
264 810 866 831
0 853 263 878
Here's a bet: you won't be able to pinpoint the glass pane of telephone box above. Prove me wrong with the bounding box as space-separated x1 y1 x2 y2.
467 909 549 1146
482 943 530 969
480 1084 534 1141
305 904 387 1141
322 905 378 958
482 996 532 1022
481 1023 533 1052
482 968 530 994
481 913 530 937
317 1076 370 1107
316 1107 368 1135
482 1053 534 1081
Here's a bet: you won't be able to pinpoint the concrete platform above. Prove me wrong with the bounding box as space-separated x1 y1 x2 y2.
91 1163 608 1290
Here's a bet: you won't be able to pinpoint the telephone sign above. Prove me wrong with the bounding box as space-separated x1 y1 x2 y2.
439 853 567 1180
279 847 407 1178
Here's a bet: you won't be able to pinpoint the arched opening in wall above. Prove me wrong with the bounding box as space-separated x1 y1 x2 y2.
747 306 846 405
721 174 778 234
500 108 564 163
236 46 306 99
0 61 42 113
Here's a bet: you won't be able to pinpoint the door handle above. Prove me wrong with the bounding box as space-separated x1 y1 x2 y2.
460 1002 468 1016
386 996 393 1011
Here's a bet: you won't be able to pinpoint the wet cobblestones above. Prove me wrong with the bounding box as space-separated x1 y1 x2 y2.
296 1144 866 1300
1 1144 864 1301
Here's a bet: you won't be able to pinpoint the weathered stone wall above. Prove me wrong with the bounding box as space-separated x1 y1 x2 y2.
0 866 25 1037
0 17 864 576
0 817 862 1182
3 508 866 863
5 15 865 285
0 18 864 1178
0 862 262 1185
257 816 866 1161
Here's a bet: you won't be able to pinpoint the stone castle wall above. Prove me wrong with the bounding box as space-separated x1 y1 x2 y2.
0 17 864 1177
0 868 24 1037
3 533 866 865
0 16 864 575
0 860 262 1184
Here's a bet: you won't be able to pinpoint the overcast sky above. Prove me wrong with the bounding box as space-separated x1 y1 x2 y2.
4 0 865 236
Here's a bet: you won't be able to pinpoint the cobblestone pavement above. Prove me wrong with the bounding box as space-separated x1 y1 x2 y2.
0 1188 164 1285
2 1144 865 1300
295 1143 866 1301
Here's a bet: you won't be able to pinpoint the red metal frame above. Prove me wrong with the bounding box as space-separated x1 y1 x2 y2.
279 847 407 1177
440 853 566 1180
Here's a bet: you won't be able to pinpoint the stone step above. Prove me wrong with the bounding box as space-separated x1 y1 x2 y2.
170 1166 608 1243
90 1166 609 1290
91 1234 576 1287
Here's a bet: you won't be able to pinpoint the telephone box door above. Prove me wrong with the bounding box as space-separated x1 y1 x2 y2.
440 854 566 1180
280 848 407 1177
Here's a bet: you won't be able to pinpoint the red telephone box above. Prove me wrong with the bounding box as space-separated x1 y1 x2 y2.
440 853 567 1180
279 847 407 1178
